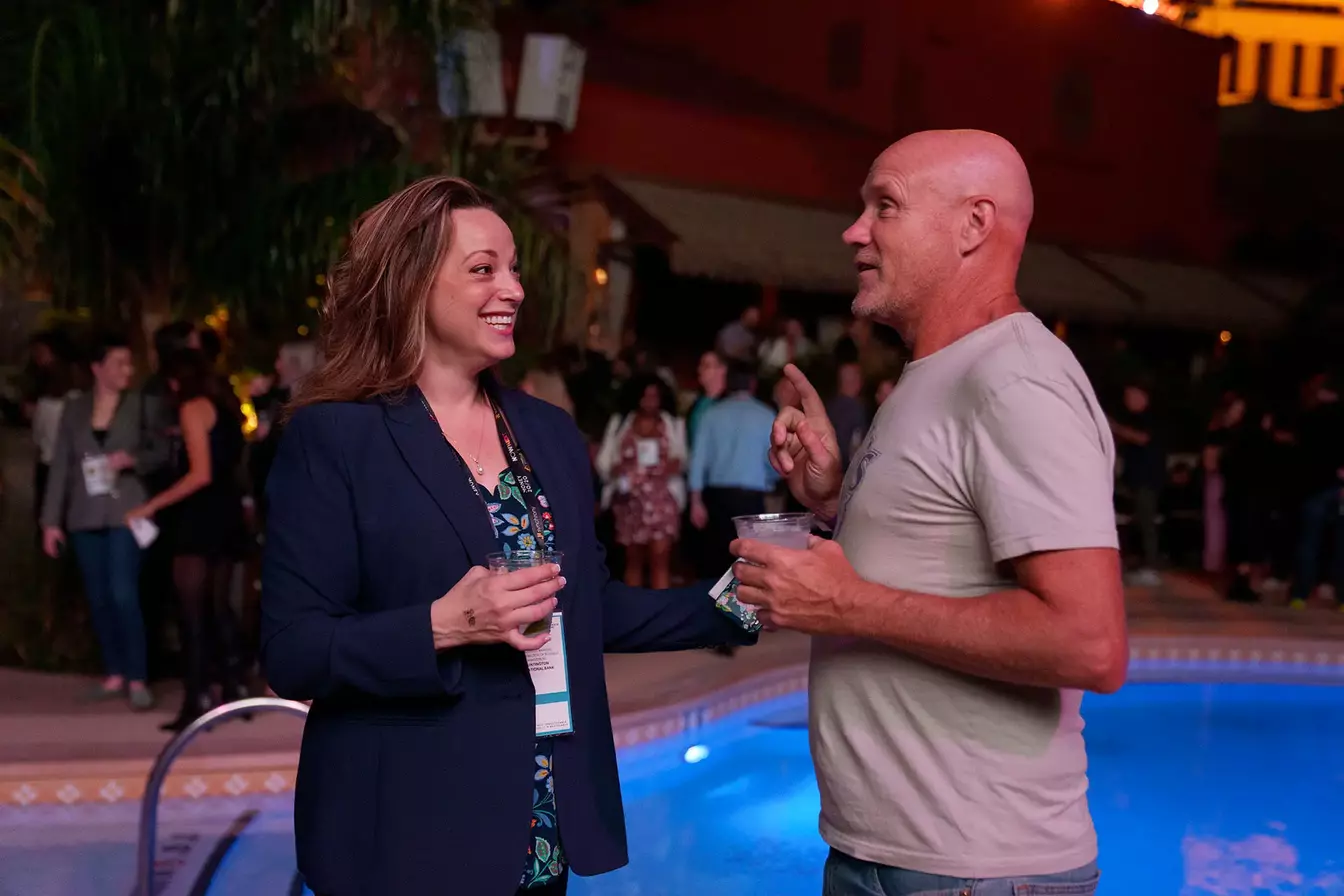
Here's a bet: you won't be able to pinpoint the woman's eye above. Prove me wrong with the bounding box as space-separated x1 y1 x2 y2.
471 265 492 275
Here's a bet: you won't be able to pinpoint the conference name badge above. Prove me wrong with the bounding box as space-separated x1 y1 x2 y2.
528 612 574 737
708 567 763 632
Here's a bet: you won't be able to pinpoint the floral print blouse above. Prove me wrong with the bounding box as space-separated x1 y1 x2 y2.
485 469 565 890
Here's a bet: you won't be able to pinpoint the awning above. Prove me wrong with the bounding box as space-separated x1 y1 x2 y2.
1017 244 1139 322
1080 253 1288 331
611 178 857 293
609 177 1302 331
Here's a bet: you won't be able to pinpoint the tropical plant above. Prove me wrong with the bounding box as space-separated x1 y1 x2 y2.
0 134 46 279
6 0 574 353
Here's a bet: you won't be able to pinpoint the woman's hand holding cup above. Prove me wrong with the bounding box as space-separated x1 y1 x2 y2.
431 563 564 652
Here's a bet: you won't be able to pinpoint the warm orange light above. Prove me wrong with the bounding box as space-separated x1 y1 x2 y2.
594 267 609 286
1218 330 1232 344
1104 0 1180 21
306 296 320 309
297 324 310 337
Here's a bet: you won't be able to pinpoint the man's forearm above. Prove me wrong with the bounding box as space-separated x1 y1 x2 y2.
843 580 1126 692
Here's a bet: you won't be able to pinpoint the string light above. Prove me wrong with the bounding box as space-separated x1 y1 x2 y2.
1218 330 1232 344
297 324 310 337
594 267 609 286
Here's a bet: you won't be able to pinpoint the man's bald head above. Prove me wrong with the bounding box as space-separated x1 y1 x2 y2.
843 130 1035 330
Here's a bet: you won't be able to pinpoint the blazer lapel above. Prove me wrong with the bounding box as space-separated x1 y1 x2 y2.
498 390 582 611
383 389 499 566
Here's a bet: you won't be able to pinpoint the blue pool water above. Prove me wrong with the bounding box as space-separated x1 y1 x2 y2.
3 682 1343 895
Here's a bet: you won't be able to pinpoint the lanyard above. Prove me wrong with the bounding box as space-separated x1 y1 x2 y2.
417 382 555 548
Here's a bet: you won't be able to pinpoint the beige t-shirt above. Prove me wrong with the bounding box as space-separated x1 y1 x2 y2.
814 312 1118 878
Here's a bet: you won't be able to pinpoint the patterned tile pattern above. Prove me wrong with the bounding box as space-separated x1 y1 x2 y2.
1 767 294 809
5 634 1344 809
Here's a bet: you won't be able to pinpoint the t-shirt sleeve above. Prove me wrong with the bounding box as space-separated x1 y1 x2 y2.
967 376 1119 563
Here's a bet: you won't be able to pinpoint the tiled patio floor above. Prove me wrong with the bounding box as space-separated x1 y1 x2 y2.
2 570 1341 772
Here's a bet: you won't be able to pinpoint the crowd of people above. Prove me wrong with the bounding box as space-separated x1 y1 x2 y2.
2 128 1341 896
15 322 317 729
11 291 1342 736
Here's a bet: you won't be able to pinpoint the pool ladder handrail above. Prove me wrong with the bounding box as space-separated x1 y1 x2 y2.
135 696 310 896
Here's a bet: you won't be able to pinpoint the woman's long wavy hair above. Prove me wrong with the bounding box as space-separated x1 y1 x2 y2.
290 176 494 410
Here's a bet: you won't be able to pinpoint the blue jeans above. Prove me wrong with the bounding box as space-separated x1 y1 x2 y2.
1289 486 1344 601
70 528 147 682
823 849 1100 896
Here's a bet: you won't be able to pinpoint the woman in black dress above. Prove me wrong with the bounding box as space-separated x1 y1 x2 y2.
126 348 247 730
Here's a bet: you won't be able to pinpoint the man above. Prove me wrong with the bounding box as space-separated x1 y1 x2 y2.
1109 380 1163 586
732 130 1127 896
715 305 761 363
825 361 868 471
1286 369 1344 609
688 360 778 576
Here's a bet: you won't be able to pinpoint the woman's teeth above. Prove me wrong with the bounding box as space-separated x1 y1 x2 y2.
482 315 514 330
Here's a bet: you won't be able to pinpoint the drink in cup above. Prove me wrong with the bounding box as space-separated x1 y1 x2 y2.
732 512 815 551
486 550 564 636
728 513 814 615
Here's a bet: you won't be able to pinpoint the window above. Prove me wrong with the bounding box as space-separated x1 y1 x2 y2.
1321 46 1338 100
1225 40 1241 94
827 21 863 90
1290 44 1304 97
1255 42 1272 98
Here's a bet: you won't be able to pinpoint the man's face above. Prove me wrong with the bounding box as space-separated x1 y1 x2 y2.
842 149 958 323
1123 386 1149 414
697 351 726 396
838 363 863 397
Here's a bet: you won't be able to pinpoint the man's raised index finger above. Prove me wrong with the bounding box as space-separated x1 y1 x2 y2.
783 364 827 416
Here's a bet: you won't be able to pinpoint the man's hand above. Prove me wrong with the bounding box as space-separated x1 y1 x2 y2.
769 364 844 520
690 495 709 530
42 526 65 559
731 536 862 635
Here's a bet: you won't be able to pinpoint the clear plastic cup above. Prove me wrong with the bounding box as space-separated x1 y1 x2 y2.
731 512 815 551
486 550 563 636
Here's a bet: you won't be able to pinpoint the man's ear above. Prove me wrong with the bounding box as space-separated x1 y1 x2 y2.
960 198 997 255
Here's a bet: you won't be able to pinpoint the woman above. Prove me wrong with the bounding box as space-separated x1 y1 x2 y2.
519 353 576 417
1201 394 1233 573
260 176 753 896
126 349 248 731
40 333 166 710
31 357 76 524
1207 394 1275 602
595 374 687 589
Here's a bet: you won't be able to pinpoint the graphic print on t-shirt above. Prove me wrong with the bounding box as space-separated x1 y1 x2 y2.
834 443 881 538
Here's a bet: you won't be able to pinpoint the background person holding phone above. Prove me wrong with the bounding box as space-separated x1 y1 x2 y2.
40 332 167 710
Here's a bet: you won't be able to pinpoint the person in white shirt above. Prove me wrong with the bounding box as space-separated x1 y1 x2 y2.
732 130 1127 896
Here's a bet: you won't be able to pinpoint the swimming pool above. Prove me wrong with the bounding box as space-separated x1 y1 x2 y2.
2 681 1342 895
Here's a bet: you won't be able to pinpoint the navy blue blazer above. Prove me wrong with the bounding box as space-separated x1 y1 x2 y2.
260 387 753 896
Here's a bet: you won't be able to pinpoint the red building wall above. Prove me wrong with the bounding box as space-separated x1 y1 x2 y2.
563 0 1227 263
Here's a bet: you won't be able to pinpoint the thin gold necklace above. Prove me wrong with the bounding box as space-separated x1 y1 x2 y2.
454 400 487 477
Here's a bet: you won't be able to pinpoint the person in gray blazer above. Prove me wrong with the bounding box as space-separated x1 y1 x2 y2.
40 333 169 710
